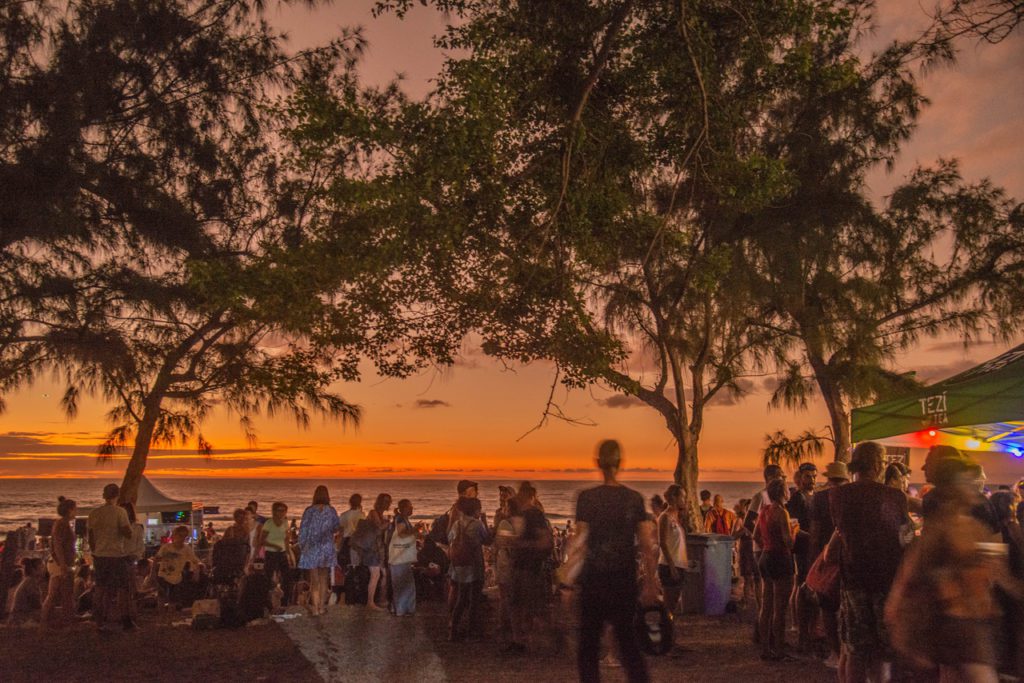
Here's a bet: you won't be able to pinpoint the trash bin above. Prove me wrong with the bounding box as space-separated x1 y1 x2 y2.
681 533 735 616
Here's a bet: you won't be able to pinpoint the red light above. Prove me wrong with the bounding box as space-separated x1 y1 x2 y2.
928 430 937 437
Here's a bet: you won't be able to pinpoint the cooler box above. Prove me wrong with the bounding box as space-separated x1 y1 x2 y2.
681 533 735 616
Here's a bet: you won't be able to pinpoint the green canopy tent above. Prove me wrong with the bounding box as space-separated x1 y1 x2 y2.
851 343 1024 457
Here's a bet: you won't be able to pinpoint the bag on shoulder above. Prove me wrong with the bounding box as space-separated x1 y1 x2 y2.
805 531 841 602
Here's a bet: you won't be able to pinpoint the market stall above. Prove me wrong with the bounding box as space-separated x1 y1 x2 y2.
851 343 1024 480
69 476 203 546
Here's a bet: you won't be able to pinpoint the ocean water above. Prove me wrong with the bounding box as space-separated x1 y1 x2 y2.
0 478 763 532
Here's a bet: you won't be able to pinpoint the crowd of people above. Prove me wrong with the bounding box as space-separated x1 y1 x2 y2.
2 439 1023 683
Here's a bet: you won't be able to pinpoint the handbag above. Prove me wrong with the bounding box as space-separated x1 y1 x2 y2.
388 517 418 565
805 530 841 602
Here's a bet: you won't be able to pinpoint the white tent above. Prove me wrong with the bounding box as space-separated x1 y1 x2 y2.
133 476 200 513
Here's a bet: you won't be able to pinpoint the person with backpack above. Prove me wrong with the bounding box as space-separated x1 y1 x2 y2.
447 496 489 641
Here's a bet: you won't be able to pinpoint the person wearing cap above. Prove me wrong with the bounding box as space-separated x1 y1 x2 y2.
921 446 1000 536
830 442 908 682
87 482 133 632
573 439 657 683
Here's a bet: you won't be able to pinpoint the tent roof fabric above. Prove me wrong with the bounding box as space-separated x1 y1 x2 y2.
134 476 197 512
851 343 1024 443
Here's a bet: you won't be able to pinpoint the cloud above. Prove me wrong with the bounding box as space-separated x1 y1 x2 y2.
597 394 648 409
914 359 981 383
376 440 430 446
413 399 451 409
925 340 1000 353
0 432 275 457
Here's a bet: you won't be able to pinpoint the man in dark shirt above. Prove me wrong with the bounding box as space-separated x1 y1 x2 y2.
575 440 657 683
786 462 816 652
807 460 848 668
831 442 908 683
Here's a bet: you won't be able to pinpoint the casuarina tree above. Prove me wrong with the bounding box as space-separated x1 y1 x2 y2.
0 1 467 502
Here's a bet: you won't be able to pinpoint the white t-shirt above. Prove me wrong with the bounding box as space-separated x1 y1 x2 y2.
338 508 366 539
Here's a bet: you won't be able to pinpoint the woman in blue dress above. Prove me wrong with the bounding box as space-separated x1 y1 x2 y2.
298 485 339 615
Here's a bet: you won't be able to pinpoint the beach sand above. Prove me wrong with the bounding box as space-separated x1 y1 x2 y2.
1 592 833 682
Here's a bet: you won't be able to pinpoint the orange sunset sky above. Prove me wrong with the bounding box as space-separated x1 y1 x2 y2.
0 1 1021 481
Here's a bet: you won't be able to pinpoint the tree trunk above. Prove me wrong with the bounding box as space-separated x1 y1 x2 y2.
118 398 160 505
674 436 702 533
806 353 851 462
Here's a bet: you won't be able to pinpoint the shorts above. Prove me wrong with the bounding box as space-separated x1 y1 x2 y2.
839 588 892 658
657 564 684 589
93 556 129 590
757 551 794 581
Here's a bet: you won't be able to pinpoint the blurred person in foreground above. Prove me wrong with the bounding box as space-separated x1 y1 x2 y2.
574 439 658 683
991 490 1024 677
831 442 908 683
887 454 1024 683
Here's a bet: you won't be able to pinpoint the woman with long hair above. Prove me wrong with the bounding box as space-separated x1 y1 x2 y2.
297 485 339 616
753 478 795 661
41 496 77 628
364 493 392 610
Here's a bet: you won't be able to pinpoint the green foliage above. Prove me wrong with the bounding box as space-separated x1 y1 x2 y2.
0 1 467 498
762 429 830 469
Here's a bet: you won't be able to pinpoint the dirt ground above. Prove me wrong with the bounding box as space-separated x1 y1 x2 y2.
1 594 833 682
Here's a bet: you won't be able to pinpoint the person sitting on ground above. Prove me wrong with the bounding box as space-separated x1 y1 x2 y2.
74 564 93 615
705 494 737 535
152 525 203 612
699 490 713 522
7 558 45 626
41 496 77 629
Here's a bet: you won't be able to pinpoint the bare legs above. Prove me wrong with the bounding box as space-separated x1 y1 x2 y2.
366 566 384 609
307 567 329 615
41 572 73 628
759 576 793 658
